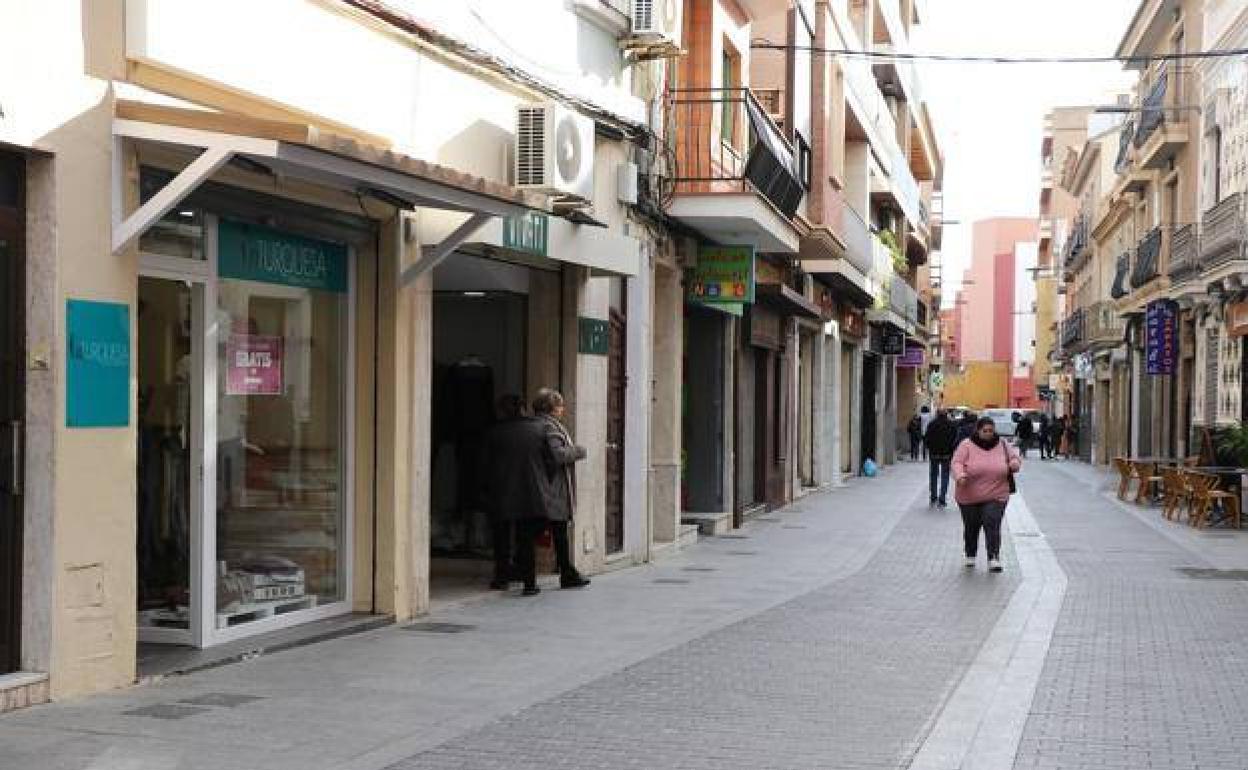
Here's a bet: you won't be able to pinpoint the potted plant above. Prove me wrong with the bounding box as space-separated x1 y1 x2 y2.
1215 423 1248 467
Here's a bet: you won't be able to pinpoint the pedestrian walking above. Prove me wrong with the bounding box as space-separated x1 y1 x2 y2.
952 416 1021 573
1015 412 1034 457
924 409 958 507
520 387 591 595
1038 413 1052 459
1049 415 1067 460
478 394 545 590
955 412 978 446
907 412 923 461
919 405 934 460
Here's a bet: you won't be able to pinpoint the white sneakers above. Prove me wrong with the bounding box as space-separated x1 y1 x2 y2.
964 556 976 568
988 559 1003 573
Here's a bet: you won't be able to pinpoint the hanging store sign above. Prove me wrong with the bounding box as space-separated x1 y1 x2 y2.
226 334 285 395
882 329 905 356
218 220 348 293
896 344 925 368
688 245 755 303
66 299 130 428
1145 300 1178 375
502 211 549 257
929 371 945 390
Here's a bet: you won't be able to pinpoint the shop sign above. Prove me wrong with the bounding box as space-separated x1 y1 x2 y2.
929 371 945 390
817 286 836 320
226 334 284 395
882 329 905 356
502 212 549 257
218 220 348 293
66 299 130 428
896 344 925 368
754 258 784 286
748 304 782 349
1145 299 1178 375
1072 353 1093 380
1228 300 1248 337
578 317 609 355
688 245 755 304
840 307 865 339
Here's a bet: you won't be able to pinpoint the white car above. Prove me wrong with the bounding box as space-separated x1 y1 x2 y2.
981 408 1021 437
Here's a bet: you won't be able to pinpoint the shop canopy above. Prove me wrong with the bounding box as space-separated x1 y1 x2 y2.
111 94 548 287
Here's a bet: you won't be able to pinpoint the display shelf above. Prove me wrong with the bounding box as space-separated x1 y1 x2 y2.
216 594 318 629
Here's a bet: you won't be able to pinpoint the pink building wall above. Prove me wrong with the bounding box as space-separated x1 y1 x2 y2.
958 218 1039 365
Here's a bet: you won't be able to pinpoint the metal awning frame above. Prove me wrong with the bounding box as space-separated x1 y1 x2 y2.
112 119 533 286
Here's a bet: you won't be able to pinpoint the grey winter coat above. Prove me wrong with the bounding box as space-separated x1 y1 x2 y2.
536 414 587 522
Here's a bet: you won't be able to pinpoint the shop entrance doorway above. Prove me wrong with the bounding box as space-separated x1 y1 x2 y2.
0 152 25 673
861 352 879 467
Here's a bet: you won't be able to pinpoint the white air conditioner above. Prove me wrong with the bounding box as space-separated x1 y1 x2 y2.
515 102 596 202
632 0 681 47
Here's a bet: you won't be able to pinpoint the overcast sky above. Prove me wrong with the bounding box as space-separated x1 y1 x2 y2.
912 0 1142 305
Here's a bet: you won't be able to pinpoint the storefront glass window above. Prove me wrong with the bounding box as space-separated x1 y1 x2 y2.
139 209 206 261
214 221 347 629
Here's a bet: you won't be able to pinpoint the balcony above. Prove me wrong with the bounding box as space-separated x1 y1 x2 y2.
871 145 922 227
1039 218 1053 242
1200 192 1247 272
1060 309 1085 349
666 87 804 253
890 275 919 326
1062 216 1090 274
800 196 877 308
1167 223 1199 281
1110 252 1130 299
1085 300 1125 347
1130 226 1162 289
1133 71 1191 170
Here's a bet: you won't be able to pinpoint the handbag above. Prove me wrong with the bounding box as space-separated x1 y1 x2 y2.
1002 442 1017 494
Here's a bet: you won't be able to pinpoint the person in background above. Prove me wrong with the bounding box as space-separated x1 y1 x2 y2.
478 394 545 590
525 388 591 595
955 412 978 446
1038 412 1053 460
1062 416 1078 459
952 416 1022 573
924 409 959 508
907 411 923 461
1015 412 1035 457
919 405 934 461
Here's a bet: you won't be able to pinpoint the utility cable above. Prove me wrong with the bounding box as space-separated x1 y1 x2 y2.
750 40 1248 65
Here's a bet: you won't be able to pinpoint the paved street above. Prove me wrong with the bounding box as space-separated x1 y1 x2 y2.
3 460 1248 769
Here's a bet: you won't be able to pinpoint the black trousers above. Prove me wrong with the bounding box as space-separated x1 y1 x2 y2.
959 500 1006 559
909 435 921 460
492 519 513 582
516 519 578 588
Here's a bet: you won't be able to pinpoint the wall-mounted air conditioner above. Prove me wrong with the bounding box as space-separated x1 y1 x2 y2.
631 0 682 49
514 102 596 202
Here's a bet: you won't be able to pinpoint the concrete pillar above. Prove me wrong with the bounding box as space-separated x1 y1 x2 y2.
649 263 682 544
721 316 737 518
824 322 844 486
623 248 653 560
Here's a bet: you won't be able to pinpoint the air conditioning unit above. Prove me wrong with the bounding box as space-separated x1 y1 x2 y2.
515 102 596 202
631 0 681 47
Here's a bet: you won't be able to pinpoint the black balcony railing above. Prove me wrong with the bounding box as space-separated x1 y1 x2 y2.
1134 72 1168 148
1063 215 1089 271
1061 309 1084 348
1168 223 1199 279
667 87 805 218
1111 252 1131 299
1200 192 1247 269
1115 119 1135 173
1130 226 1162 288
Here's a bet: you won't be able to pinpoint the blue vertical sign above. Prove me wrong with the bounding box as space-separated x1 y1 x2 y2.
1145 300 1177 375
66 299 131 427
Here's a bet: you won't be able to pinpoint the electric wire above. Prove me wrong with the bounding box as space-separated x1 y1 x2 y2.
750 39 1248 65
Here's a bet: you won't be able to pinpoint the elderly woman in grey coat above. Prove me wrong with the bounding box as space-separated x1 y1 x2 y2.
527 387 590 594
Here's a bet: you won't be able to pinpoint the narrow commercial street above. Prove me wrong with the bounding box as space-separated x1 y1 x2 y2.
3 460 1247 769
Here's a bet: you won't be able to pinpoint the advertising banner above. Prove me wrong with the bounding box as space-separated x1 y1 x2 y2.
218 219 348 293
226 334 285 395
688 245 755 304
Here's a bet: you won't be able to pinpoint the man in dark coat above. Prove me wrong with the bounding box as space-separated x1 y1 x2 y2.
924 409 959 507
478 395 546 590
1015 412 1035 457
955 412 978 446
528 387 590 594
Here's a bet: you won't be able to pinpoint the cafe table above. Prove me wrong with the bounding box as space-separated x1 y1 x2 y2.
1186 467 1248 527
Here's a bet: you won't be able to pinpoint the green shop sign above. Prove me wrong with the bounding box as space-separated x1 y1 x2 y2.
218 219 348 293
688 245 754 304
66 299 130 428
578 317 609 356
502 212 549 257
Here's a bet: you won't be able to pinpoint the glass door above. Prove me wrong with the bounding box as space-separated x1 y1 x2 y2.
136 275 205 645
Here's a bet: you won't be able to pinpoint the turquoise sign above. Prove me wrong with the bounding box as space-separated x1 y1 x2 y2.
66 299 130 428
502 212 549 257
218 219 348 293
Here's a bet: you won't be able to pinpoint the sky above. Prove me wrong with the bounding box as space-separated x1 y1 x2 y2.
911 0 1142 306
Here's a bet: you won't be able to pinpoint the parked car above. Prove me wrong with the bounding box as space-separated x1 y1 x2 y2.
982 408 1021 437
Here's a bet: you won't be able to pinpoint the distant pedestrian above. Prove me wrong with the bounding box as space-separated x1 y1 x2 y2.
1015 413 1035 457
907 412 923 461
1062 416 1078 459
924 409 958 507
523 388 591 595
1049 415 1067 460
478 394 544 590
955 412 978 446
952 416 1021 573
919 405 934 460
1038 413 1053 459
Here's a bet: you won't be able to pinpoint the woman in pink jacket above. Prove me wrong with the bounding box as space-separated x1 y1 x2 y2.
951 416 1021 573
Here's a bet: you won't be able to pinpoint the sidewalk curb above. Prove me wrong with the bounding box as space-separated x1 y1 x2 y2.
906 493 1068 770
